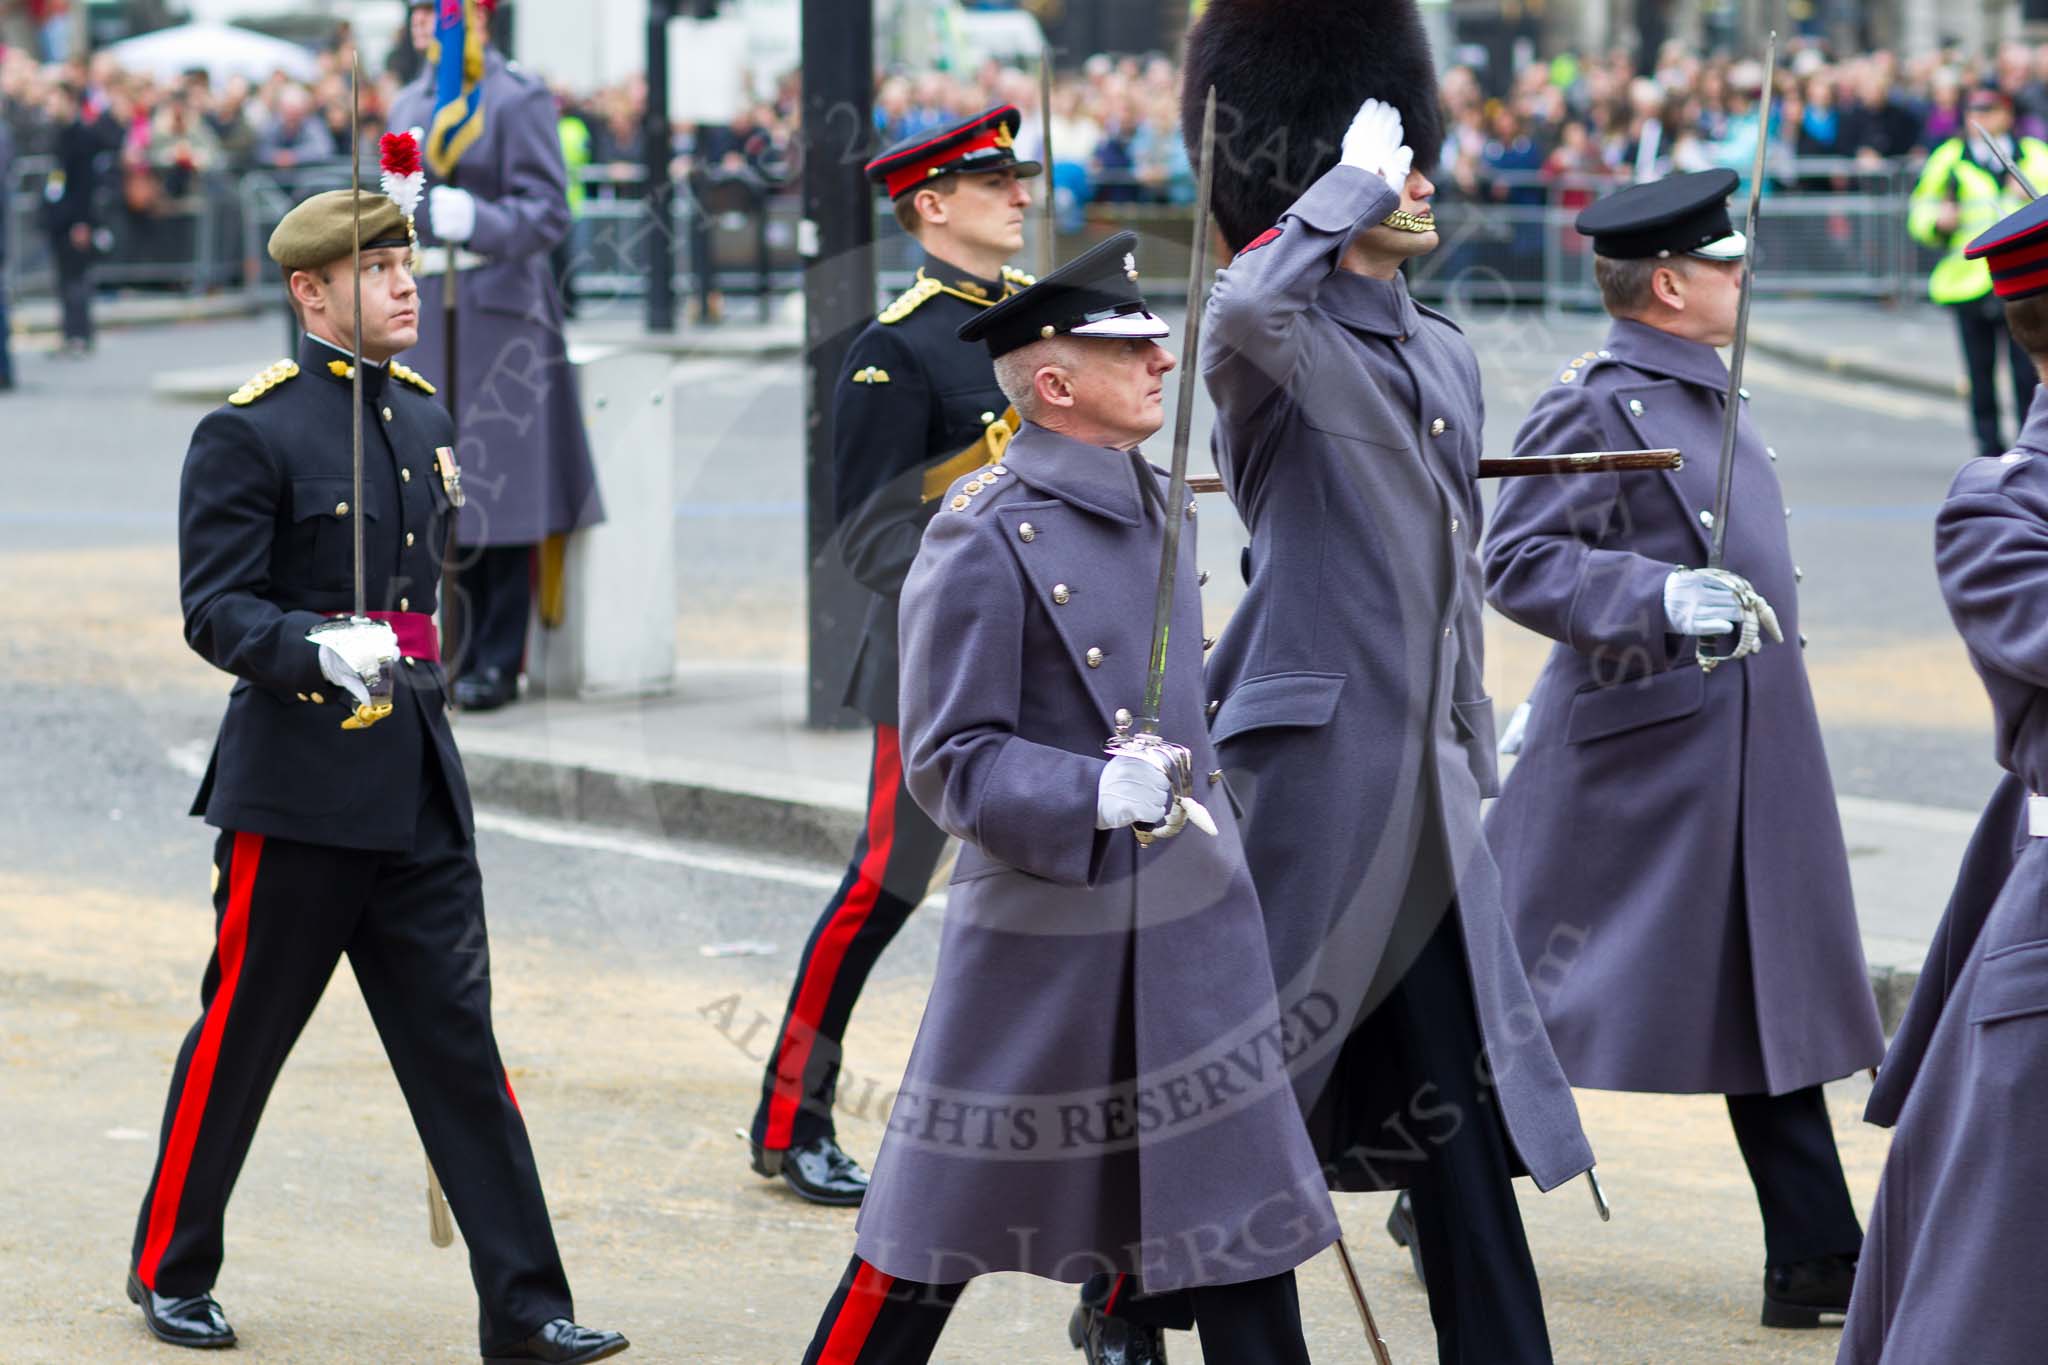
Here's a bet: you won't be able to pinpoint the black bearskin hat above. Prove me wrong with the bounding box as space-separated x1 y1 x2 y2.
1183 0 1443 253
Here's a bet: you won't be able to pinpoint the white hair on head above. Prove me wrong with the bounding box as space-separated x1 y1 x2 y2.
992 336 1079 424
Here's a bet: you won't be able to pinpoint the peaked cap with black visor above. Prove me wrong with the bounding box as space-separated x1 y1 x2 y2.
1182 0 1444 255
867 105 1043 201
957 231 1170 358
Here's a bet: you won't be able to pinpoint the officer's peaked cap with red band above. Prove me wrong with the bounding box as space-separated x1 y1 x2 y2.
957 230 1170 359
867 105 1043 200
1968 195 2048 302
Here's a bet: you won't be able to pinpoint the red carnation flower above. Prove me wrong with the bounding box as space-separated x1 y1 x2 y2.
380 131 422 178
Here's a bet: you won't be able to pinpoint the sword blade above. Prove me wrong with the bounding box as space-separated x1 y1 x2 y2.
1706 31 1775 572
1334 1237 1397 1365
350 54 366 619
1137 86 1217 733
1971 118 2040 201
1039 46 1056 279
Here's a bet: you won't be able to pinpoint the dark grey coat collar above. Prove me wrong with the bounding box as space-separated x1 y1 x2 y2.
1006 422 1146 527
1318 268 1422 339
1605 316 1729 391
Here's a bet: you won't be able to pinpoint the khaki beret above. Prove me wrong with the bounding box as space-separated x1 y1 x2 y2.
268 189 412 272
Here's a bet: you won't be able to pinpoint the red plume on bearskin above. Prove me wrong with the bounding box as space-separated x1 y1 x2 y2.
1183 0 1444 254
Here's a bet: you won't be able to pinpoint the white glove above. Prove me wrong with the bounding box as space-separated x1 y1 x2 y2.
1096 754 1173 831
311 619 401 710
428 184 476 244
1340 97 1414 198
1663 569 1741 637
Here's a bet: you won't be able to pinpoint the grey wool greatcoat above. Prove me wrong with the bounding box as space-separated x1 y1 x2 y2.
390 51 602 547
1482 318 1884 1097
1200 162 1594 1194
1839 401 2048 1364
853 422 1341 1294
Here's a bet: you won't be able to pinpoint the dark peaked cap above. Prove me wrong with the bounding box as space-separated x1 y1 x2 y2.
958 230 1170 359
1183 0 1444 254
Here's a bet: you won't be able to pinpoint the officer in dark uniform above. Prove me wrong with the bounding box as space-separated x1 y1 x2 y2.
745 106 1039 1203
126 186 626 1365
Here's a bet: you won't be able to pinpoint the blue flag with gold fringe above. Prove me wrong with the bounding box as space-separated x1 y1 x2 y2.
425 0 492 180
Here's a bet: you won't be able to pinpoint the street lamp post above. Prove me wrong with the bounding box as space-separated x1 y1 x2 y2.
646 0 678 334
801 0 875 728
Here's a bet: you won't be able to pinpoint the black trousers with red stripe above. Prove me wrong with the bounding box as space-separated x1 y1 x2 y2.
750 724 949 1151
803 1256 1310 1365
130 774 574 1354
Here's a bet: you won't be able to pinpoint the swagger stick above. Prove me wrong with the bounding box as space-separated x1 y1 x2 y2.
351 58 366 620
440 164 464 688
1973 118 2041 201
1704 32 1776 575
1038 47 1057 278
1334 1238 1397 1365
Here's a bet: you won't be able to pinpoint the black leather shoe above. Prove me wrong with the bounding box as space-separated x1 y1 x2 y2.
1760 1254 1857 1328
453 667 516 712
1387 1190 1426 1288
751 1135 868 1207
127 1271 235 1349
1068 1304 1167 1365
483 1318 629 1363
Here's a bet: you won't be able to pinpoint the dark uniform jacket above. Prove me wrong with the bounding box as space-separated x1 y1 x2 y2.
832 252 1024 725
181 334 471 853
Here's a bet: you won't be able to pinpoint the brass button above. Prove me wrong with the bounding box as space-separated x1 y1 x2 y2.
1430 418 1446 437
980 410 995 424
404 657 415 667
399 597 409 611
1186 499 1198 519
1198 571 1210 587
1206 700 1220 718
1628 399 1645 417
965 480 984 495
402 468 412 482
1018 522 1036 543
1699 510 1714 528
405 532 416 547
1052 584 1071 605
1767 446 1779 462
951 494 970 511
989 465 1007 477
310 691 325 704
1450 518 1460 533
1085 647 1104 669
1795 566 1804 582
1800 633 1809 648
381 406 393 422
1784 507 1792 519
1113 707 1133 728
334 501 349 516
1443 627 1453 639
1208 769 1222 786
1739 386 1752 401
1203 636 1217 650
296 692 308 702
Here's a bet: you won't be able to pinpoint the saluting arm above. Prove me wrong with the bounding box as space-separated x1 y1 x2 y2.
897 511 1113 887
178 411 330 695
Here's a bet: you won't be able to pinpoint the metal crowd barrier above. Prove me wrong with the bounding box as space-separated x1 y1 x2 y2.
0 155 1944 315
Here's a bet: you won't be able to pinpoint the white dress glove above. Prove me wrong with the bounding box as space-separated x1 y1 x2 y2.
312 619 401 709
1663 569 1741 637
428 184 476 244
1096 754 1173 831
1340 97 1414 198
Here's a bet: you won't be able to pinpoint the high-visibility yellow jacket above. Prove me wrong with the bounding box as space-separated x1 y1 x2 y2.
1910 135 2048 303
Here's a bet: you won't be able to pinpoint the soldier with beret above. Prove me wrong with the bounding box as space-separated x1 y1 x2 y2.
1182 3 1594 1360
798 235 1339 1365
124 184 626 1365
1482 170 1885 1329
1839 197 2048 1364
744 106 1040 1205
390 1 604 712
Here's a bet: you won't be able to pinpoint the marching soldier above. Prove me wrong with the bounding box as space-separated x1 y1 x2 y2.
1482 170 1886 1328
1839 198 2048 1364
125 186 625 1364
1183 3 1595 1361
744 106 1039 1204
799 233 1338 1365
391 1 604 711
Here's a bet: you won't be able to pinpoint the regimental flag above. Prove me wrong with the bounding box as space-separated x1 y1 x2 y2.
424 0 495 180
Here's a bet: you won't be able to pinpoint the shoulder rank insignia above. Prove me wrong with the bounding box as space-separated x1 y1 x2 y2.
879 275 944 324
851 366 891 385
945 461 1010 513
1558 350 1604 385
392 361 438 396
1001 265 1037 291
228 358 300 406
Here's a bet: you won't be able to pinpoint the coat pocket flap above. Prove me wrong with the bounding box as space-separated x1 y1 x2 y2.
1564 665 1704 745
290 476 377 522
1212 671 1347 745
1970 939 2048 1025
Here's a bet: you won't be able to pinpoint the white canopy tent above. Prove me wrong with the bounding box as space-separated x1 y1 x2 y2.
102 22 320 85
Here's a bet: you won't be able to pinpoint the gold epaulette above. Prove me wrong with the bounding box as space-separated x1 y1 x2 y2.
879 276 944 324
392 361 438 396
1001 266 1037 289
228 359 300 407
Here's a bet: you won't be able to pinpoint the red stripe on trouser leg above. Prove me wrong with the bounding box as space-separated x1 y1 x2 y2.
136 831 264 1290
1104 1273 1126 1315
503 1068 522 1116
818 1261 897 1364
763 727 903 1149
